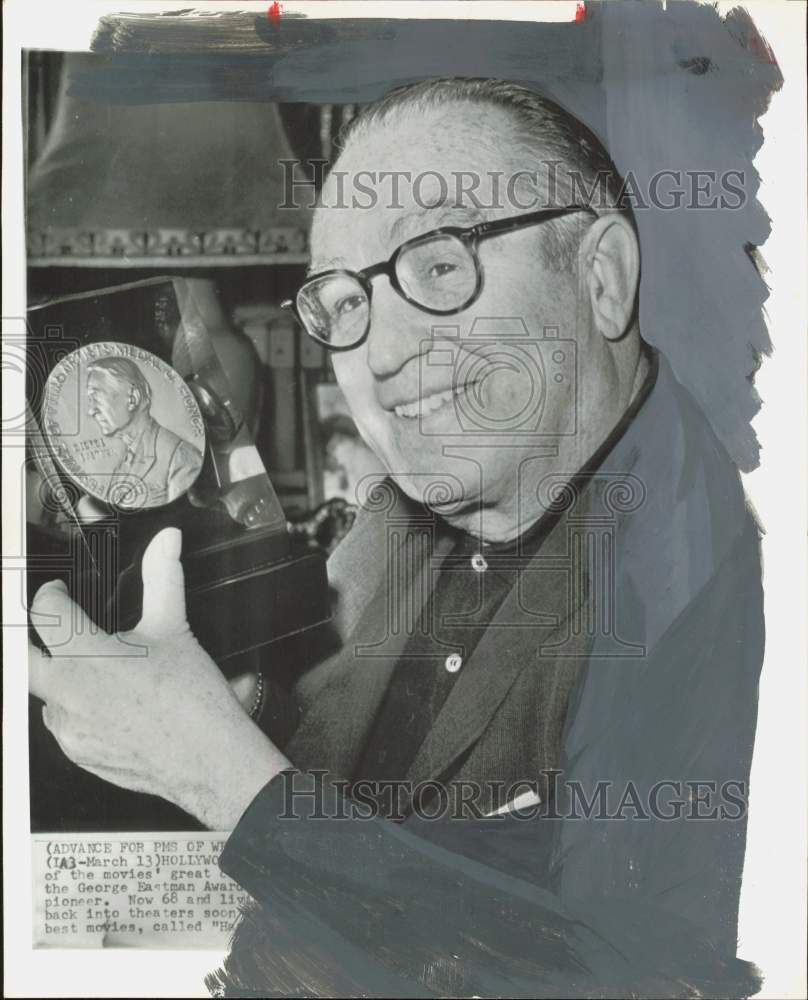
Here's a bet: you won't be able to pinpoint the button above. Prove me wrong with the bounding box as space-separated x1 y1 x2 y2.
445 654 463 674
471 553 488 573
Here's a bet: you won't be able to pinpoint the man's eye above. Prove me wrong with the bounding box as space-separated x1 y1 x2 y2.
334 294 365 316
428 262 459 279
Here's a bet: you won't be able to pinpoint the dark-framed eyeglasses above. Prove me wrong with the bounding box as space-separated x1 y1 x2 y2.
282 205 596 352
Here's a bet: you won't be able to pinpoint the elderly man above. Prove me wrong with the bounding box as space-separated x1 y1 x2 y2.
30 80 763 997
86 356 203 507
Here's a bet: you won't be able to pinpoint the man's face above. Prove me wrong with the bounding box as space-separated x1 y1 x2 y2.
310 105 585 520
86 371 134 436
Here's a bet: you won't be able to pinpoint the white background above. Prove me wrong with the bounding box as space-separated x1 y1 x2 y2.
4 2 806 996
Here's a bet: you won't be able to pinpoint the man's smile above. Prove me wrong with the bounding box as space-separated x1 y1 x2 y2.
391 383 474 420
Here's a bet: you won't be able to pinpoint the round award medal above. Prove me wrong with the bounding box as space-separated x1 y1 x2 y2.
41 342 206 510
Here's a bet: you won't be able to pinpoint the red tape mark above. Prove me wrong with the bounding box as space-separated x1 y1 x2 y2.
575 3 586 22
268 1 282 26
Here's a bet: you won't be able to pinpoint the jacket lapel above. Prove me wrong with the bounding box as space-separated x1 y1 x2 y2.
286 503 456 781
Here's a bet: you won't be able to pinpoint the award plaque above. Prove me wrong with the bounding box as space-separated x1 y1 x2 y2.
26 278 331 830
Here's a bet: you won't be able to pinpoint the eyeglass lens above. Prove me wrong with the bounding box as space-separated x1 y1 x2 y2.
297 233 478 347
297 272 370 348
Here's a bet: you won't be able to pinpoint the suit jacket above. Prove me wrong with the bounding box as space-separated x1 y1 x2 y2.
212 350 764 998
108 415 202 508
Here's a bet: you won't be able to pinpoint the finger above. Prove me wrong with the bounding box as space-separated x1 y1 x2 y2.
30 579 98 655
40 708 86 768
41 702 69 755
137 527 188 636
41 702 65 737
81 765 154 797
28 640 53 701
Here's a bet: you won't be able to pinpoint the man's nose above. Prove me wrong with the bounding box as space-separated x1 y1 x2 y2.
365 280 432 379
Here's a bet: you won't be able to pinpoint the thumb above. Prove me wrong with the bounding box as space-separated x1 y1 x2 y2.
30 578 99 655
136 527 188 636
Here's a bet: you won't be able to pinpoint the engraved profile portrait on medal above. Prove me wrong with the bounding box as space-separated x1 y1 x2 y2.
42 342 206 510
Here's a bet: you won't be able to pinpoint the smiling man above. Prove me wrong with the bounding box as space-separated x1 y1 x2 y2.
29 80 764 997
302 86 644 542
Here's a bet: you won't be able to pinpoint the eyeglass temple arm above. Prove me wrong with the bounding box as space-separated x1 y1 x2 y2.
473 205 597 239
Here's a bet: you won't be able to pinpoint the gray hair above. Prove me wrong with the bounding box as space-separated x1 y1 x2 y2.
337 77 637 271
86 356 152 408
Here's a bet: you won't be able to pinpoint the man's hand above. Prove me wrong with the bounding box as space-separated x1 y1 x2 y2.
28 528 290 829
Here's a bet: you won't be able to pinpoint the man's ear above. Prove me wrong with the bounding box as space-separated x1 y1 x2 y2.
581 214 640 341
128 388 141 411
